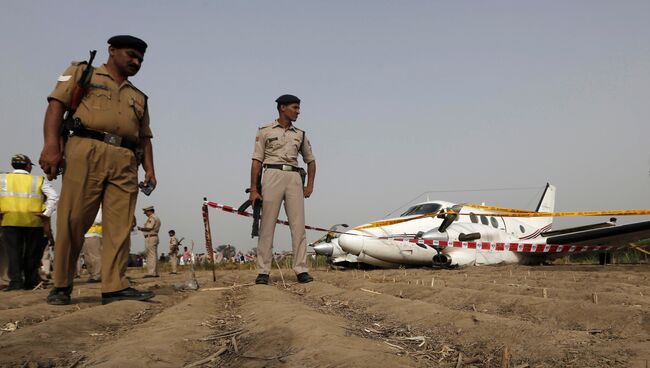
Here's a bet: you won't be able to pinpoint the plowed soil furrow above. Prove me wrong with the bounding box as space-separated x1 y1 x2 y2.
0 266 648 368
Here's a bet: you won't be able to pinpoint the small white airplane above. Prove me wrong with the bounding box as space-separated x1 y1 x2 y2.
312 184 650 268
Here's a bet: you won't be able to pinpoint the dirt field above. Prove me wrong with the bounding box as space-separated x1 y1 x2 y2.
1 264 649 368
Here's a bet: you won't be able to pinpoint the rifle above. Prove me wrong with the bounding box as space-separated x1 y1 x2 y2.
238 172 262 238
62 50 97 136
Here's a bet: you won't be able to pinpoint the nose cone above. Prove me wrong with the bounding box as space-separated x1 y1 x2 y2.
313 243 334 257
338 230 365 255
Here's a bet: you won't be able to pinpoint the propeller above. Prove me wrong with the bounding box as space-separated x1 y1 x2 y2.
326 223 349 243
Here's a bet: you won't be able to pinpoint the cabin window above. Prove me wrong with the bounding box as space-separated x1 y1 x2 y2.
480 216 489 225
519 225 525 233
490 217 498 228
470 213 478 223
400 203 442 217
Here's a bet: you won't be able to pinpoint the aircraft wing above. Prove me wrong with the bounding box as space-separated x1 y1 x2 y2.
545 220 650 248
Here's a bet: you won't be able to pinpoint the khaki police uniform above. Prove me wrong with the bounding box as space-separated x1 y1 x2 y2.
49 63 153 293
141 212 161 276
252 121 315 275
169 235 179 273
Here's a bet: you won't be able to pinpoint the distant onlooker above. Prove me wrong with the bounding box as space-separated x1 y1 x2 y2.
182 246 192 264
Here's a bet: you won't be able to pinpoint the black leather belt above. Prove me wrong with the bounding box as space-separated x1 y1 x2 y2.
144 234 158 238
71 127 137 151
263 164 300 172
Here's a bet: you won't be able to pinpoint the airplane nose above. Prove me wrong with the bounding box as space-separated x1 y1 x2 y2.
338 230 365 255
313 243 334 257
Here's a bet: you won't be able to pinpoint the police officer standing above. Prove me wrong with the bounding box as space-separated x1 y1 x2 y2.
137 206 160 277
40 35 156 305
0 154 58 291
249 95 316 284
168 230 179 274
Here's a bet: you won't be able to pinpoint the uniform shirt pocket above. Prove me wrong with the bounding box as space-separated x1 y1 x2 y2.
88 89 112 110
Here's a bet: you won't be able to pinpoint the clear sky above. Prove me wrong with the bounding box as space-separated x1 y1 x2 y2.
1 1 649 253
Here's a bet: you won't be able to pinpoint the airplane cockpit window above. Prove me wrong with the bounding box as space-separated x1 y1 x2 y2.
490 217 498 228
470 213 478 223
480 215 489 225
400 203 442 217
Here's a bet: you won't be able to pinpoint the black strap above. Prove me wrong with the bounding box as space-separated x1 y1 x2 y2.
71 127 137 151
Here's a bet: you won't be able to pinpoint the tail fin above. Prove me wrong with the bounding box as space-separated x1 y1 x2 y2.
535 183 556 213
530 183 555 229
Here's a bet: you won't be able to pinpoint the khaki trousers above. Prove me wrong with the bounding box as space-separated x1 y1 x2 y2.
53 137 138 293
169 252 178 273
256 169 308 275
145 235 159 276
82 237 102 280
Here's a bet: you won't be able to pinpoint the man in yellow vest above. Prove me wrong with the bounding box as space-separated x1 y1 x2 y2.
0 154 58 291
82 208 103 283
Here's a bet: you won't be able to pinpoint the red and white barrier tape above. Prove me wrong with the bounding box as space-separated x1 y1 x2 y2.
206 201 332 232
391 237 623 253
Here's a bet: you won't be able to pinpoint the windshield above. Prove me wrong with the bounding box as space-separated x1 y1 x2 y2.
400 203 442 217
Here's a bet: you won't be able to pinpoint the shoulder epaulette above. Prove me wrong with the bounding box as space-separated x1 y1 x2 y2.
128 84 148 99
258 123 275 130
70 61 87 66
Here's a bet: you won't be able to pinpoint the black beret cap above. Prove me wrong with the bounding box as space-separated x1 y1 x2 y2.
108 35 147 54
275 94 300 105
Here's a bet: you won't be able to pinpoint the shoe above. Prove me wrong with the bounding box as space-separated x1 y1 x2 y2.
101 287 155 305
0 285 8 291
255 274 269 285
297 272 314 284
47 286 72 305
87 278 101 283
3 285 23 292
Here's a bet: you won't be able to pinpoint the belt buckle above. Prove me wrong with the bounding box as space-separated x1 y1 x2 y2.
282 165 292 171
104 133 122 147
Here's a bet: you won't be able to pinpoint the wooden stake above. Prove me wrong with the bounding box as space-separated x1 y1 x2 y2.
431 277 435 287
542 288 548 299
501 346 510 368
592 292 598 304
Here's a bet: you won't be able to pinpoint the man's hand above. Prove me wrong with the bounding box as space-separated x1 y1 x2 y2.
39 143 62 181
303 185 314 198
42 217 55 245
143 170 157 189
249 190 263 207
